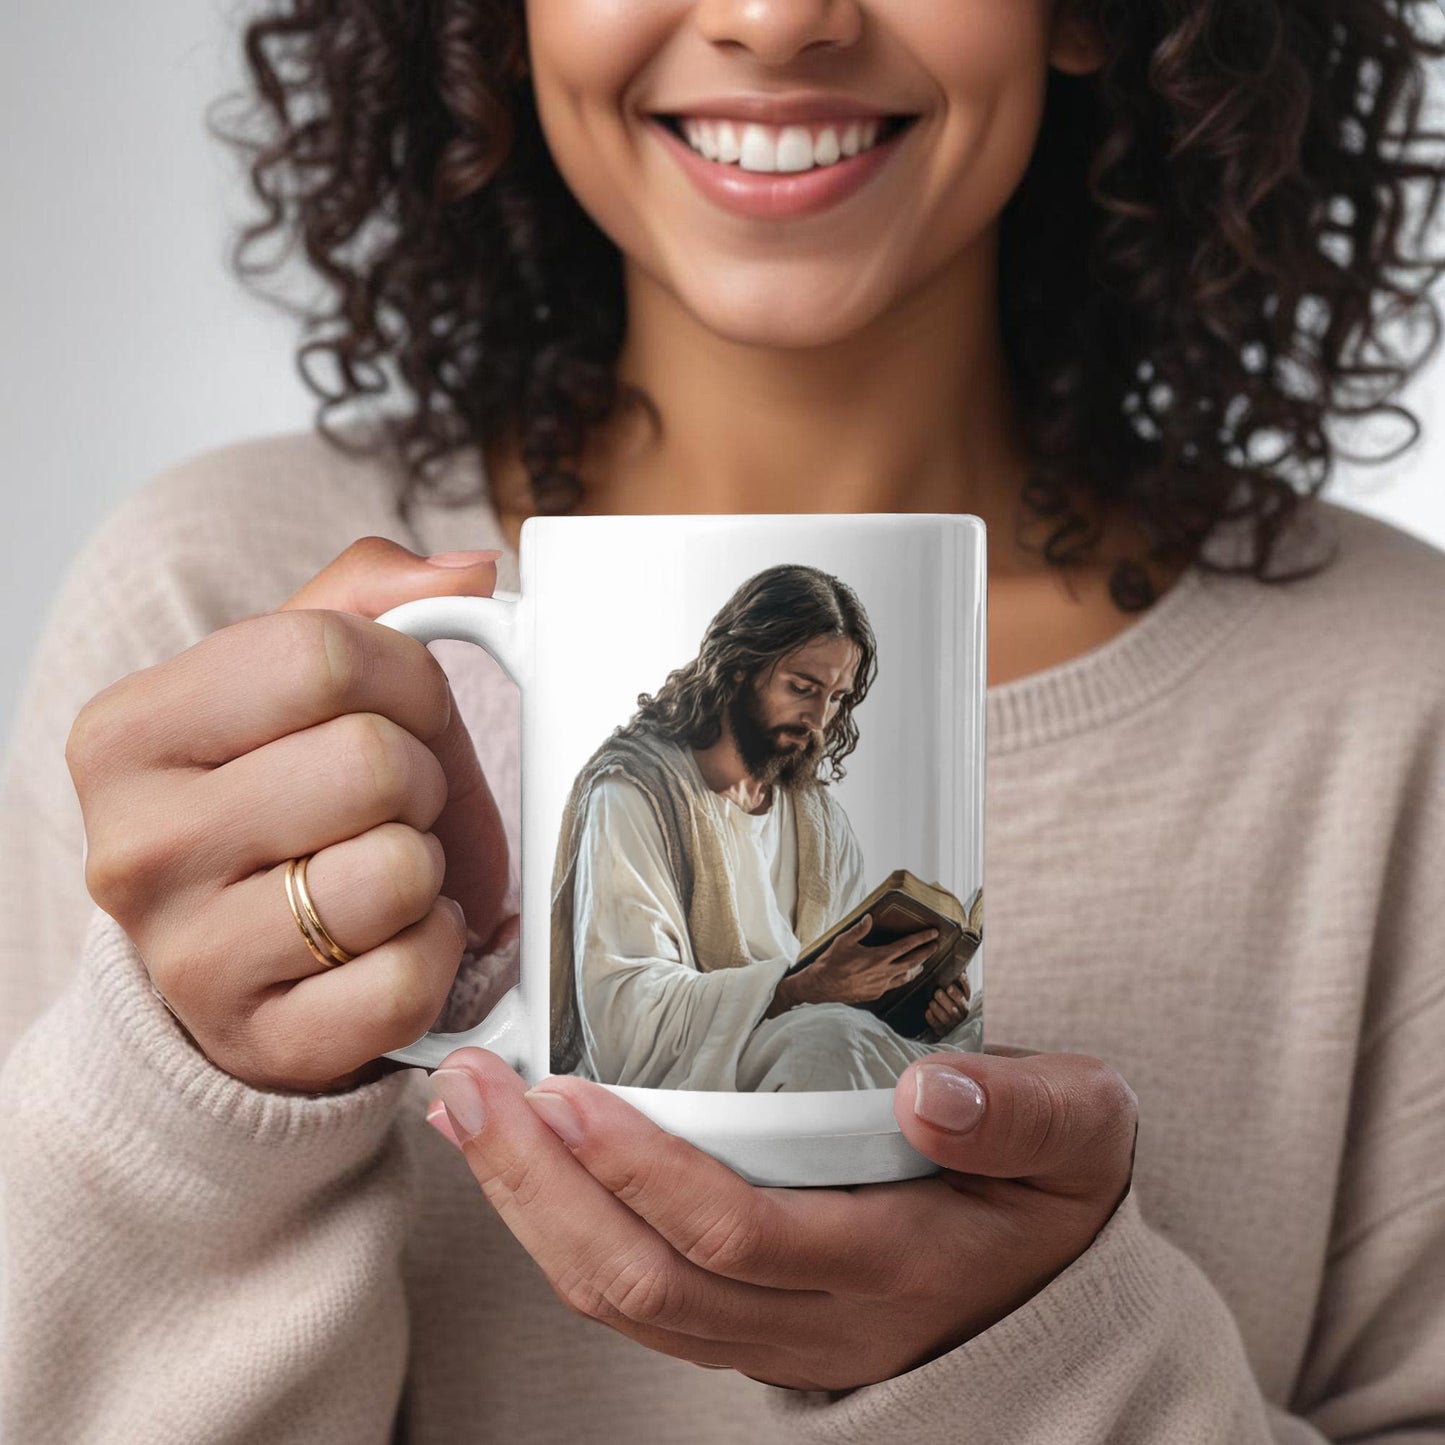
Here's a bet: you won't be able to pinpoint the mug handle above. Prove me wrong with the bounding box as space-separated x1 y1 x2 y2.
369 593 531 1074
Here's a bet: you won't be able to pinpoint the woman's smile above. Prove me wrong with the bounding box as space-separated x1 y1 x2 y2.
646 110 922 221
523 1 1070 349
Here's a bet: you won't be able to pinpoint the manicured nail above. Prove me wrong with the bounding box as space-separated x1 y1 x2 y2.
524 1087 586 1148
426 548 502 567
914 1065 986 1134
424 1098 460 1147
430 1067 486 1142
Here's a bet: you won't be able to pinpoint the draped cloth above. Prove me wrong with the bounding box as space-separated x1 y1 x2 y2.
548 727 856 1075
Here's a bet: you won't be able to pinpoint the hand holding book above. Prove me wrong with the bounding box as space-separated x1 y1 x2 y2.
784 912 941 1008
780 872 984 1040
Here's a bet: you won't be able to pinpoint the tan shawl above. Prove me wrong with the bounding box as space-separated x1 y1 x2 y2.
548 728 854 1073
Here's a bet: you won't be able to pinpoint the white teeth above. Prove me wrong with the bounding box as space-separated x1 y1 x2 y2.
739 123 779 172
678 117 885 172
715 120 741 163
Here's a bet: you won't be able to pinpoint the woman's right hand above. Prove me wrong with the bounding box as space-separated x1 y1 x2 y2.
64 536 511 1095
791 913 940 1006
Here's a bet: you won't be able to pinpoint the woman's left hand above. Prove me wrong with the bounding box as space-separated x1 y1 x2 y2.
424 1046 1137 1392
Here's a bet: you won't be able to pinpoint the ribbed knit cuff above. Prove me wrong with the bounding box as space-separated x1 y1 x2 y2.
60 904 415 1164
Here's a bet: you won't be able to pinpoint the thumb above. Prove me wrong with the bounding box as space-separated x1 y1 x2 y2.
276 535 502 618
894 1051 1138 1197
279 534 512 967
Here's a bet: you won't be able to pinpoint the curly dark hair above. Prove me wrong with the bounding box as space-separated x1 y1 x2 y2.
617 564 878 785
210 0 1445 610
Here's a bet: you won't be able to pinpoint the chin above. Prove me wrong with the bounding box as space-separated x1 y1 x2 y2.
677 272 894 352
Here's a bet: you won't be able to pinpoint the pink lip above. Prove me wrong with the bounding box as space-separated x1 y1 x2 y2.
649 116 913 221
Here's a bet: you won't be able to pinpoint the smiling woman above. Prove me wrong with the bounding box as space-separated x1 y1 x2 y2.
3 0 1445 1442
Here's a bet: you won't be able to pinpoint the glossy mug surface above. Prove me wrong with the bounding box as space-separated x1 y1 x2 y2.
378 513 986 1186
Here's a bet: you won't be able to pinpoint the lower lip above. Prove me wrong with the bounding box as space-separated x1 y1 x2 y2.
649 117 914 221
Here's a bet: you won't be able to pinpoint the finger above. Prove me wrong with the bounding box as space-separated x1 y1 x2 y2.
82 606 455 779
278 535 501 617
196 895 470 1092
893 1052 1139 1196
195 712 451 884
884 929 939 963
433 1051 826 1342
513 1070 915 1296
890 938 937 974
282 535 513 953
216 825 448 989
142 823 452 1022
928 990 962 1020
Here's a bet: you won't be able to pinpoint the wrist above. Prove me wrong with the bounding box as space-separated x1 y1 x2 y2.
767 968 811 1018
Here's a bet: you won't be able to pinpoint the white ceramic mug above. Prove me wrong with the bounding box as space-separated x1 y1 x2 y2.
377 513 986 1186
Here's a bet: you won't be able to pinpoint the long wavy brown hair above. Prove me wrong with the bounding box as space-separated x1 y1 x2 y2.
619 564 879 785
210 0 1445 609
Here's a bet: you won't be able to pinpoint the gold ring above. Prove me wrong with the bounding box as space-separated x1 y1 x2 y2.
284 854 355 967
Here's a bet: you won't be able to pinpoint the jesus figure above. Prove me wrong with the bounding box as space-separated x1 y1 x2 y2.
548 563 981 1092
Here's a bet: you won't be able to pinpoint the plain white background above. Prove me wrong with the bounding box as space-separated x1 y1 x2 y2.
3 0 1444 751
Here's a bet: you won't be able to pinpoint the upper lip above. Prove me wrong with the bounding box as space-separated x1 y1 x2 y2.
650 95 914 127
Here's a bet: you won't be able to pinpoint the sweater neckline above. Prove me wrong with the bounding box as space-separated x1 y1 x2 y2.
984 563 1265 755
405 469 1268 758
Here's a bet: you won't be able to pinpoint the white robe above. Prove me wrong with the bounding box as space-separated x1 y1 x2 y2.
571 751 982 1091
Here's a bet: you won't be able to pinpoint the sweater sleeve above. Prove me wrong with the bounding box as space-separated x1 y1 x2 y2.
763 734 1445 1442
0 445 428 1444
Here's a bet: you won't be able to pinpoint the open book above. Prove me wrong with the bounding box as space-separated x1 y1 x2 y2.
787 871 983 1040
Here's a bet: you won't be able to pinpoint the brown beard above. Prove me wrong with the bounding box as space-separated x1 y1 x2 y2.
726 681 825 791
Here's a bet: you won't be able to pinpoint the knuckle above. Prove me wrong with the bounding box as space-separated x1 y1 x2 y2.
64 700 103 777
372 824 443 915
1008 1070 1076 1175
596 1244 678 1326
1074 1056 1139 1145
342 712 415 810
551 1268 613 1323
314 610 372 702
607 1151 671 1214
65 681 137 783
83 820 174 912
82 838 133 911
682 1207 758 1277
344 534 405 567
373 950 448 1044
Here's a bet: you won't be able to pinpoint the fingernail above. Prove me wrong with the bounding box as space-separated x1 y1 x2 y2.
914 1066 985 1134
430 1067 486 1142
426 548 503 568
524 1087 585 1148
425 1098 460 1148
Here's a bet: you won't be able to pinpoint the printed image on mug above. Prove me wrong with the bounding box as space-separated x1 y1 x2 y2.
543 547 984 1093
379 511 986 1161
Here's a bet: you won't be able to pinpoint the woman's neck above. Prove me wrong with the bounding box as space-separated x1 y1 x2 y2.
482 233 1188 685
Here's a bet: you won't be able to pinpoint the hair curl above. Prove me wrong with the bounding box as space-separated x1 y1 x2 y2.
618 564 878 785
211 0 1445 609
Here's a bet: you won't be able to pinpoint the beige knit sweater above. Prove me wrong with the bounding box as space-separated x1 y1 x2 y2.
1 429 1442 1444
